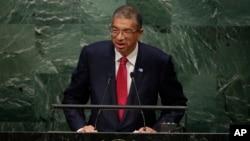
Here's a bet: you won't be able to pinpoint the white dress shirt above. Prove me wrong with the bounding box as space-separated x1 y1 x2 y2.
115 42 138 95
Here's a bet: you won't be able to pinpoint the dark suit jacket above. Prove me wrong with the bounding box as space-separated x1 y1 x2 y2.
62 40 187 132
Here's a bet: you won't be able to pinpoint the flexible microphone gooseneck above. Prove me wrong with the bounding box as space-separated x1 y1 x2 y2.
94 73 113 131
130 72 146 131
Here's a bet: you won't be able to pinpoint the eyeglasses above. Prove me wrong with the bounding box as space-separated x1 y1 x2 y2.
110 27 138 38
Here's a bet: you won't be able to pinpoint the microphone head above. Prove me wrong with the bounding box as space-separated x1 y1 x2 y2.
108 73 113 79
130 72 135 78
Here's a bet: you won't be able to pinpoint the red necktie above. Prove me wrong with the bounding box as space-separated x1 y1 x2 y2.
116 57 128 120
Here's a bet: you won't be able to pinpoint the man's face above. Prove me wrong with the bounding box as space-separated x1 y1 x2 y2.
110 17 143 56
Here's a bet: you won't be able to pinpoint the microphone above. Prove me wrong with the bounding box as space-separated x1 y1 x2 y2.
94 73 113 131
130 72 146 131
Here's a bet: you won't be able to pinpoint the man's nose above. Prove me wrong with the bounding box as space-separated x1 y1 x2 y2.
116 31 125 40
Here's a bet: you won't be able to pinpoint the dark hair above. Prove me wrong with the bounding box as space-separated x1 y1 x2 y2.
112 5 142 30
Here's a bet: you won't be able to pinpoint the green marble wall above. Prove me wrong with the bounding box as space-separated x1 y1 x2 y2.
0 0 249 132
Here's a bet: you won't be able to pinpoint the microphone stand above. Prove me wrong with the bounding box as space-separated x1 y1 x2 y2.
94 74 113 131
130 72 146 132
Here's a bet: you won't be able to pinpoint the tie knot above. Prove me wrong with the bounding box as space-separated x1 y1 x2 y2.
120 57 128 65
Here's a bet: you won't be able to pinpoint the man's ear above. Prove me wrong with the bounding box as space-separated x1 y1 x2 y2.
137 28 144 38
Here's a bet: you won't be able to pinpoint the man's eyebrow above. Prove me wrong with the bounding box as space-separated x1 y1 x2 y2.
111 26 133 31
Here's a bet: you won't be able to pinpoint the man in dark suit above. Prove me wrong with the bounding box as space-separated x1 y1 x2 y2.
62 5 187 133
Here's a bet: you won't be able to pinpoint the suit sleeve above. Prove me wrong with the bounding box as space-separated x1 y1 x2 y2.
153 56 188 131
62 47 90 131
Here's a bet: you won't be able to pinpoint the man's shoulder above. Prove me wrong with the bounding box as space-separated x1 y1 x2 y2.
82 40 113 55
138 41 170 57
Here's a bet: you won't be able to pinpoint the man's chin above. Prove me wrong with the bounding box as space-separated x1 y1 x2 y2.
115 48 127 56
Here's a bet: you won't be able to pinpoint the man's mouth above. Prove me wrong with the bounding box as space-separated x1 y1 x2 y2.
116 42 126 49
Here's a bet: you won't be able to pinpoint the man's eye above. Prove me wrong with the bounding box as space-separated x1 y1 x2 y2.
124 30 132 33
112 29 119 32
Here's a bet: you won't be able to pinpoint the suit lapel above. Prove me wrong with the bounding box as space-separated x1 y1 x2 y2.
128 42 145 104
102 43 121 125
105 45 116 104
120 42 146 126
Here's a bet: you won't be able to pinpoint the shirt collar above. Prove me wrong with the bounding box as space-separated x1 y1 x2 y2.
115 42 138 66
